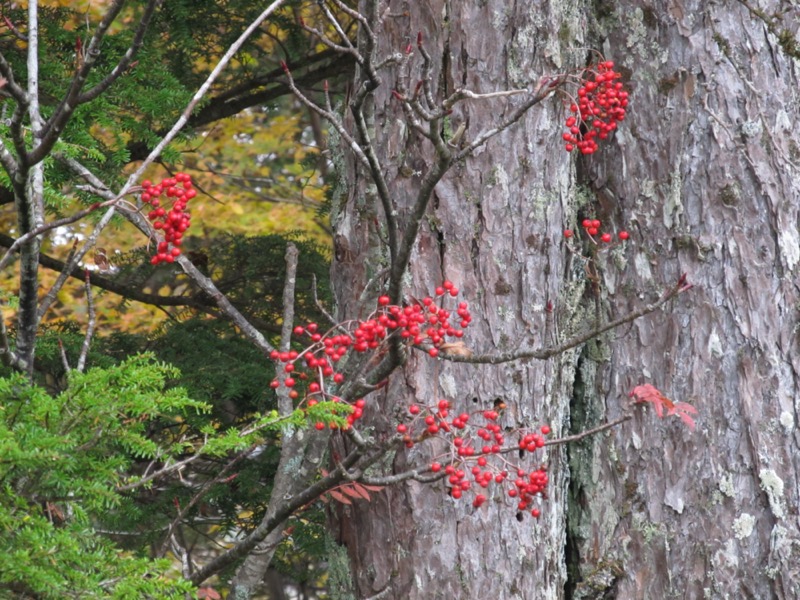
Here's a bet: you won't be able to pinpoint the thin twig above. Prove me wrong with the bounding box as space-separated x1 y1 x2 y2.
455 76 565 160
281 62 370 168
157 448 251 558
544 415 632 447
443 278 692 365
0 200 109 275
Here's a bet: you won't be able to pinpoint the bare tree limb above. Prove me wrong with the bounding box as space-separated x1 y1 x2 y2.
29 0 131 165
77 0 161 104
441 277 692 365
76 270 96 372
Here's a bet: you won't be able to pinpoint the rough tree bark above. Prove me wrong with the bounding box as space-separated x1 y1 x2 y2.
330 1 799 599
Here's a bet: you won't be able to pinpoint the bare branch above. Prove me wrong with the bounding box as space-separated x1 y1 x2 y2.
351 103 398 263
317 0 358 54
191 442 388 585
362 414 635 486
543 415 633 447
37 239 80 319
0 50 28 103
157 449 251 558
76 270 96 372
387 121 451 301
455 77 564 160
0 311 21 370
443 278 692 365
281 62 370 169
277 243 299 416
120 0 291 195
28 0 130 165
77 0 160 104
116 452 204 493
54 339 70 373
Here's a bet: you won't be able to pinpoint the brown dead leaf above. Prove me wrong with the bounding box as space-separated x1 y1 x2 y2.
439 341 473 358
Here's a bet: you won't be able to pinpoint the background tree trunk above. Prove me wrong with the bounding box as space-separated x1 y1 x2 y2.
331 1 799 598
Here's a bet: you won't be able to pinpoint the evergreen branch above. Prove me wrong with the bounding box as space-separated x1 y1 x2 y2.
124 52 354 163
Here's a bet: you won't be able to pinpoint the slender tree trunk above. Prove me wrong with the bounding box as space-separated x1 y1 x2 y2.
331 1 800 599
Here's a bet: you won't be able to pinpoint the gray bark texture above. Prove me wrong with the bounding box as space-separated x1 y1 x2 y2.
330 1 799 599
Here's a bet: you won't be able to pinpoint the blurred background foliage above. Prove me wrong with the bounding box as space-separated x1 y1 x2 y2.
0 0 357 597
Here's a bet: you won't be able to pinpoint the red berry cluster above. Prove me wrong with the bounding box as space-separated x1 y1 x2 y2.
401 399 552 517
563 218 629 244
268 283 472 429
563 61 629 154
142 173 196 265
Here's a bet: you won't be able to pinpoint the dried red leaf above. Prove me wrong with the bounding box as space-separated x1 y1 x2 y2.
329 489 352 504
631 384 697 430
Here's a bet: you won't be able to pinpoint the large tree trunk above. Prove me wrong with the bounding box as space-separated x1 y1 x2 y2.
570 2 800 598
331 1 799 598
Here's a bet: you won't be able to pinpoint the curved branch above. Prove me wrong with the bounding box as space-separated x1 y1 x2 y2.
77 0 161 103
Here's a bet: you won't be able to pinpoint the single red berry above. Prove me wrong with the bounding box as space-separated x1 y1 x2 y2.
541 425 551 435
600 233 612 243
563 229 573 238
618 230 630 240
378 295 390 306
409 405 421 415
293 326 305 336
